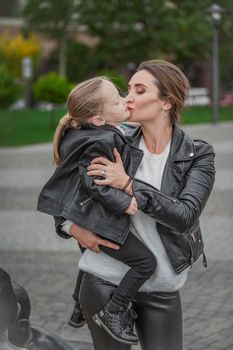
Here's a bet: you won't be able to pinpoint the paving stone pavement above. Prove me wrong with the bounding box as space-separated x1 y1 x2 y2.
0 122 233 350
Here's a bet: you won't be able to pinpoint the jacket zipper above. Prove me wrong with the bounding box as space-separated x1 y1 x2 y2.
80 197 92 206
186 232 207 269
186 235 195 269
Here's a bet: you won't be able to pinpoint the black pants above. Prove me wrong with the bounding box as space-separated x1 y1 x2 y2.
73 232 156 307
80 272 183 350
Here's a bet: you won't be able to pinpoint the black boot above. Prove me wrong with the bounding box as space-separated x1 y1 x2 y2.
68 301 85 328
92 300 138 345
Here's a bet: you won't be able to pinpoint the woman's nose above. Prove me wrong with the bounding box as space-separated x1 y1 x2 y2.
125 91 133 103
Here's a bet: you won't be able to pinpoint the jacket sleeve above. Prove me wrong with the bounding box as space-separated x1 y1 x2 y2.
79 139 132 216
132 142 215 232
53 216 72 239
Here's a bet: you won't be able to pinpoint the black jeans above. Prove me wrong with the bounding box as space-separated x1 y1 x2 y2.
80 272 183 350
73 232 156 307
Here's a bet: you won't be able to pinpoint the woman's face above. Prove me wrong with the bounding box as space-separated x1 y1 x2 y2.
125 69 165 123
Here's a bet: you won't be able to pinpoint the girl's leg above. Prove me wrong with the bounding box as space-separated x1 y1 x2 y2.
99 232 157 307
79 272 131 350
134 291 183 350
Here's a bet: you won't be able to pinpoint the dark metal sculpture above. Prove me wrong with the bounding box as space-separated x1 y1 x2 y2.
0 268 75 350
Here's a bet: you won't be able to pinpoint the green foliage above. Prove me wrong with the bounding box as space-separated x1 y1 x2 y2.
22 0 79 39
22 0 233 88
77 0 232 86
96 69 127 92
0 65 21 108
33 73 75 104
22 0 80 76
49 40 96 82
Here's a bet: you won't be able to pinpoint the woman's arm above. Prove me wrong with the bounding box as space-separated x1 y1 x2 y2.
87 143 215 233
79 140 135 215
133 142 215 232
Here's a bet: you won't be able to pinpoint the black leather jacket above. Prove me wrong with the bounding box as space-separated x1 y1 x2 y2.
37 124 143 245
39 124 215 274
130 125 215 273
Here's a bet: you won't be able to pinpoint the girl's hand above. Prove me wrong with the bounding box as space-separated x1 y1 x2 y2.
125 197 138 215
87 148 129 189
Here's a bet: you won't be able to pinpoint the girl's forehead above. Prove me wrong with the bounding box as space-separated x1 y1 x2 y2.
101 80 119 97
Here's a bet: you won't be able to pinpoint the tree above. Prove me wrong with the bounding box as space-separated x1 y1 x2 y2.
77 0 232 87
21 0 233 89
0 65 21 108
0 31 40 78
22 0 80 77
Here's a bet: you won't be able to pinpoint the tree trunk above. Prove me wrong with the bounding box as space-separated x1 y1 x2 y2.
58 35 67 78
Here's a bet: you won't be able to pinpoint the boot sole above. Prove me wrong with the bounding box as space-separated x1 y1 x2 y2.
92 315 138 345
68 319 85 328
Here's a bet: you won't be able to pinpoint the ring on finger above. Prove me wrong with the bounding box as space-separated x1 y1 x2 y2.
101 170 106 177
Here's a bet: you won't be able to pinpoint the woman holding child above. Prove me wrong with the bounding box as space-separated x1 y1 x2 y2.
45 60 215 350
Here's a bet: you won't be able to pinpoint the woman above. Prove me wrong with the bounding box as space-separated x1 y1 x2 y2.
56 60 215 350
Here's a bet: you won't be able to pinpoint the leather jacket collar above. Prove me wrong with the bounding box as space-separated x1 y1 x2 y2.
129 124 195 162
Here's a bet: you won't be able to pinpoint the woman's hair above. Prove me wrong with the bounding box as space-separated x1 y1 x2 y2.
137 59 190 125
53 77 109 166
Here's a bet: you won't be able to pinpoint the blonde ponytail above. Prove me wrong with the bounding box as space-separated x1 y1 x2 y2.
53 114 77 166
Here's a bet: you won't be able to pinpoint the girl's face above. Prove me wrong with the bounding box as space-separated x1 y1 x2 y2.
125 69 166 124
101 80 130 125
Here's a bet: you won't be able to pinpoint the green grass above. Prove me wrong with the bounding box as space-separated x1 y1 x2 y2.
0 106 232 146
181 106 233 124
0 108 65 146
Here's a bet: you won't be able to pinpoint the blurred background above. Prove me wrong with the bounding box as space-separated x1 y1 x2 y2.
0 0 232 146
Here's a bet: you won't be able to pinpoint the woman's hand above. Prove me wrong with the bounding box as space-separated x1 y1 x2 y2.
125 197 138 215
87 148 129 189
70 224 120 253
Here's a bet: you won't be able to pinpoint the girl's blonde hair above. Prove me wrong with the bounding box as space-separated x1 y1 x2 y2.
53 77 109 166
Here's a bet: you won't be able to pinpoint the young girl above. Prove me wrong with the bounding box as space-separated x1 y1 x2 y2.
37 77 157 345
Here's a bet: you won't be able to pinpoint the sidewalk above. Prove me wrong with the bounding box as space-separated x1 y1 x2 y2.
0 122 233 350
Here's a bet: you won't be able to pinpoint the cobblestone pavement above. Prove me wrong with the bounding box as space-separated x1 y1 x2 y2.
0 122 233 350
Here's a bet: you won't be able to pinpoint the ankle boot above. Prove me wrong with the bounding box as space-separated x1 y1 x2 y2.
92 300 138 345
68 301 85 328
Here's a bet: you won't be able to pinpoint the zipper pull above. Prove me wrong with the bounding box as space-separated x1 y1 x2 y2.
80 197 92 206
191 232 196 242
202 252 207 268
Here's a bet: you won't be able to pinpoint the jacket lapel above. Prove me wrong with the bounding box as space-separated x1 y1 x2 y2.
161 125 195 196
128 124 196 197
